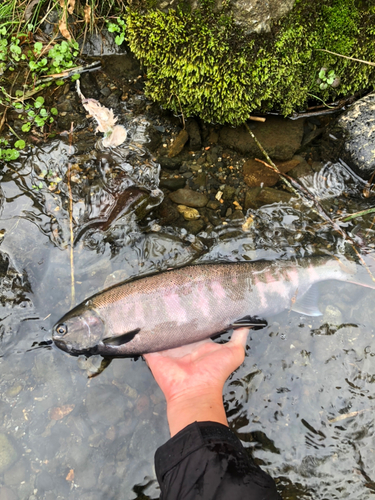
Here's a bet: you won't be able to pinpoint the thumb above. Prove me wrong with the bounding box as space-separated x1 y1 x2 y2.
229 327 251 350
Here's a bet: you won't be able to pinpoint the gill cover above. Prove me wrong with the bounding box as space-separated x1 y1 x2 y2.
52 307 106 354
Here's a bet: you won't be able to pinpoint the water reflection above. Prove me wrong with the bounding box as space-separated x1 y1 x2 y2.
0 126 374 499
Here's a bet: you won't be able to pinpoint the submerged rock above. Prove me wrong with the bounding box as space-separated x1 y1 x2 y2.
169 188 208 208
220 117 305 160
244 186 295 209
168 130 189 157
0 435 17 474
243 158 301 187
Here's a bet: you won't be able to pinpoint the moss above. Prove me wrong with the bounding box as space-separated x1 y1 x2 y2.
124 0 375 124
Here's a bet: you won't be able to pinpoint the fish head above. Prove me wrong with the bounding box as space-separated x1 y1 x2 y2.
52 306 105 356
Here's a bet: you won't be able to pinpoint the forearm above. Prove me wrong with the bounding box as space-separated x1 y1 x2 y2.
166 390 228 437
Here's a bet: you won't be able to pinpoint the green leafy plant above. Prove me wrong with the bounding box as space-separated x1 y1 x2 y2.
123 0 375 124
48 40 79 73
107 18 126 45
317 67 340 89
0 138 24 162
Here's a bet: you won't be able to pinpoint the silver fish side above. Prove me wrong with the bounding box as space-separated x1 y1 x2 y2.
52 256 371 357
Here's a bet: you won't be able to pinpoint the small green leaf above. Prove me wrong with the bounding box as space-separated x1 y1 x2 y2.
318 69 326 79
22 122 32 132
50 108 58 115
34 96 45 108
34 42 43 53
15 140 26 149
71 74 80 81
55 80 65 86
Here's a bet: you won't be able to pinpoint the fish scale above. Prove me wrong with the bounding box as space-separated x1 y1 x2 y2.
52 256 373 357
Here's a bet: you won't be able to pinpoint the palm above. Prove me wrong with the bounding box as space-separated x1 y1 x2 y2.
144 328 249 404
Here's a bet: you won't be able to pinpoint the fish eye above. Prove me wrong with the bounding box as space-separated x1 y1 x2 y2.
56 323 68 336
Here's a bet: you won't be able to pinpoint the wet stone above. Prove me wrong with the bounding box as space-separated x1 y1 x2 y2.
35 470 54 493
186 119 201 150
75 466 98 490
169 189 208 208
220 117 305 160
145 125 163 152
0 435 17 474
177 205 200 220
168 130 189 158
323 305 343 325
185 220 205 234
243 158 301 188
85 384 127 426
3 459 27 486
0 487 18 500
158 157 182 171
159 177 186 191
244 187 294 209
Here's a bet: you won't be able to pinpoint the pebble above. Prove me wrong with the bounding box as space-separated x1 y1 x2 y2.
169 188 208 208
0 435 17 474
177 205 200 220
0 487 18 500
168 129 189 158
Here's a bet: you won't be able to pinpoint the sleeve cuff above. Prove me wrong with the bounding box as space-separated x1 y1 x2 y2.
155 421 245 480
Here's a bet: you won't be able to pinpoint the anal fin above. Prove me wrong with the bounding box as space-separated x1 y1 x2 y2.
291 285 322 316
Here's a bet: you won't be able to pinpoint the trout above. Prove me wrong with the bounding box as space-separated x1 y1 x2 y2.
52 256 374 357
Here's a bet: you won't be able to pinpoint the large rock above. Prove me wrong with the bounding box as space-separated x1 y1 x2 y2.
323 95 375 179
220 117 305 160
154 0 295 32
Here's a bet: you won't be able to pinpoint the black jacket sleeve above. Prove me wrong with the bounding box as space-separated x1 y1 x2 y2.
155 421 281 500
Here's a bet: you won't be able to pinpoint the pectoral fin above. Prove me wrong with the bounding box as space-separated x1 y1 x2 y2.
102 328 141 346
291 285 322 316
231 316 268 330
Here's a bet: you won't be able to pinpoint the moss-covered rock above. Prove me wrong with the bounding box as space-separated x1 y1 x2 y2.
124 0 375 124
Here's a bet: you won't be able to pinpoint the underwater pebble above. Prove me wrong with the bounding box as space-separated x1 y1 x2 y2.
0 435 17 474
169 188 208 208
323 305 343 325
177 205 200 220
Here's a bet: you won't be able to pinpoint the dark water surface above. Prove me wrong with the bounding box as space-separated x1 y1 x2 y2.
0 119 375 499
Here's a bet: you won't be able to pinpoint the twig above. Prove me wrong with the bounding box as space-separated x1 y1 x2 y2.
318 48 375 67
329 408 370 423
249 116 266 123
36 61 101 85
67 122 75 307
339 207 375 222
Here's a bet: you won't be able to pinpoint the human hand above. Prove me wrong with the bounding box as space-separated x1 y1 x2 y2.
144 328 250 436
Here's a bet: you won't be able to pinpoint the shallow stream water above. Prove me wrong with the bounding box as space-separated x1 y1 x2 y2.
0 107 375 500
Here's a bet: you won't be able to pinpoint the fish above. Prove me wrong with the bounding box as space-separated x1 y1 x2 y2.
52 255 375 357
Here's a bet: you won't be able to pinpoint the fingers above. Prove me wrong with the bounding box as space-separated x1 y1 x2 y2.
229 327 250 350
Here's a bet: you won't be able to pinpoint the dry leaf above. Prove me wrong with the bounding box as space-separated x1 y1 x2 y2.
67 0 75 15
66 469 75 482
84 4 91 23
49 404 75 420
59 18 71 41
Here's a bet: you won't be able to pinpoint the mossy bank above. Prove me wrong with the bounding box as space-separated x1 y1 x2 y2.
121 0 375 124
